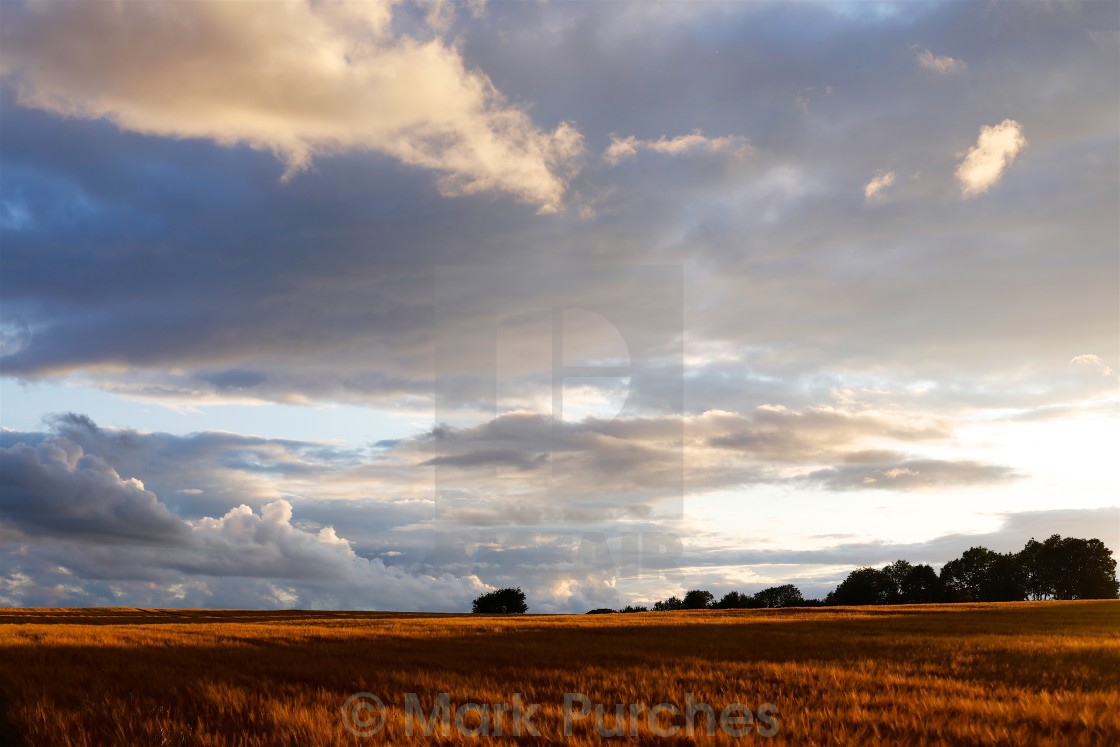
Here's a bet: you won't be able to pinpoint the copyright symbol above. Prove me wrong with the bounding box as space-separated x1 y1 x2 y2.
341 692 386 737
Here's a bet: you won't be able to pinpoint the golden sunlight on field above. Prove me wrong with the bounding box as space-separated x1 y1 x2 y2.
0 602 1117 745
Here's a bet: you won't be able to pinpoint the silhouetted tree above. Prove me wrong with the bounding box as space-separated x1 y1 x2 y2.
899 564 942 604
653 596 684 611
472 587 528 614
715 591 753 609
940 547 1025 602
1060 537 1119 599
979 552 1026 602
1020 535 1119 600
621 605 648 613
826 567 895 606
586 608 616 614
1019 536 1059 600
822 535 1116 606
882 560 913 602
940 547 1000 602
753 584 805 608
682 589 715 609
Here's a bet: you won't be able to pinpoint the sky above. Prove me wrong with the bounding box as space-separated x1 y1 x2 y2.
0 0 1117 612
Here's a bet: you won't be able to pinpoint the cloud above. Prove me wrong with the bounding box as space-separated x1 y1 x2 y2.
700 405 949 461
2 3 1115 410
0 498 486 609
0 0 583 212
0 412 1101 610
0 437 186 542
28 412 371 517
1070 354 1113 376
916 48 966 74
604 130 754 165
955 119 1027 196
0 433 484 610
387 403 993 513
424 449 549 470
804 459 1018 491
863 169 895 200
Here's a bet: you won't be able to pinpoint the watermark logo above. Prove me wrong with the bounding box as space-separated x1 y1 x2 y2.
341 692 779 739
565 693 780 738
428 264 686 592
340 692 387 737
432 264 684 522
404 692 540 737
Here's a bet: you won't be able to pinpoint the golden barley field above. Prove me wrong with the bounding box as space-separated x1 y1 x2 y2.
0 601 1117 746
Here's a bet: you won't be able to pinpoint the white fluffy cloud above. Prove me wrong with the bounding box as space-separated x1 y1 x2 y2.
0 0 583 212
955 119 1028 197
916 48 967 74
604 130 754 165
864 169 896 200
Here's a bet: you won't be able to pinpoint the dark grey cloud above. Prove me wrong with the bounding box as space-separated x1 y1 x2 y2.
0 1 1115 415
32 412 365 518
424 449 549 471
0 437 186 543
0 430 483 610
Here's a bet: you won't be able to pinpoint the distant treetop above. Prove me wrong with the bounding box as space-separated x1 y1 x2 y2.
471 587 528 614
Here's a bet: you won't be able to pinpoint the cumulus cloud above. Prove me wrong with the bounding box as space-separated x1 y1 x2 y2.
0 437 186 542
1070 354 1113 376
3 416 632 609
0 434 484 609
0 504 486 609
604 130 754 165
864 169 895 200
30 413 368 518
0 0 583 212
955 119 1027 196
916 48 966 74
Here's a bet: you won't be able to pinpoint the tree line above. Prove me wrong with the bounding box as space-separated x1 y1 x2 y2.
585 534 1118 613
828 535 1118 605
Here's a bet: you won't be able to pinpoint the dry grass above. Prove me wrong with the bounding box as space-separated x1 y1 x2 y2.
0 601 1117 745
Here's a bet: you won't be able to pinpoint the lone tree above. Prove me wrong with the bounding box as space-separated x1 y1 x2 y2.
471 587 528 614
